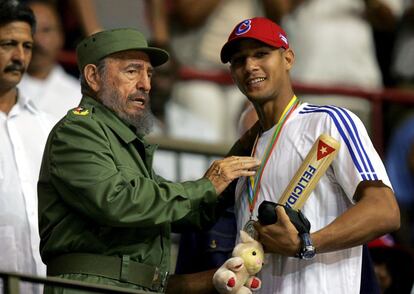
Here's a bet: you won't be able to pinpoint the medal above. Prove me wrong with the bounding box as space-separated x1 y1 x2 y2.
243 219 258 240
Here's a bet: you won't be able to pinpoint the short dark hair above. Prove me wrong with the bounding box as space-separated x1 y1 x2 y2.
0 0 36 35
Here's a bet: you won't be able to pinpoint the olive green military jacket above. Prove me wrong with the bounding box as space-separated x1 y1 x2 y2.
38 96 218 275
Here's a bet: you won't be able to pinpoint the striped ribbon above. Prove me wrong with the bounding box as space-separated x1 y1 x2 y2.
247 96 300 214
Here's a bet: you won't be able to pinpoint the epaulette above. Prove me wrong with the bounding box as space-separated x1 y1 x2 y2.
67 106 93 118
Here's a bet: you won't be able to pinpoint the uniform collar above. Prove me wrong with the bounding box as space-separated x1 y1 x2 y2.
80 95 141 144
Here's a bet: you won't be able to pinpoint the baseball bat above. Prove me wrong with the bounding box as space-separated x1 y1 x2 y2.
278 134 340 210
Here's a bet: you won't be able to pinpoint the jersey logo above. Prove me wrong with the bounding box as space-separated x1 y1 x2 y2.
317 139 336 160
236 19 252 35
72 107 89 116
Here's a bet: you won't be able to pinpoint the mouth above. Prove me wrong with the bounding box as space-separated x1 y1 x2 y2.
246 77 266 86
5 69 24 75
128 96 146 109
5 64 25 75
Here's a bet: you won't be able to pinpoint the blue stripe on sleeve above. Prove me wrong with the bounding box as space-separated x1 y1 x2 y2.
299 105 377 180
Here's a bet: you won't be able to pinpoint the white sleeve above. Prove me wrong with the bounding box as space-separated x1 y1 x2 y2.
324 107 392 201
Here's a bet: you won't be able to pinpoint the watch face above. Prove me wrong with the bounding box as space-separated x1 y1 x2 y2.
301 246 316 259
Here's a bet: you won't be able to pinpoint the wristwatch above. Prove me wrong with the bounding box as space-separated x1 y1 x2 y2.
297 232 316 259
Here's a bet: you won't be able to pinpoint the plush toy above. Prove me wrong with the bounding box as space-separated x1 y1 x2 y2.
213 230 264 294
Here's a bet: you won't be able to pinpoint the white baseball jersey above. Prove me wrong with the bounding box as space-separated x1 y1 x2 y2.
235 102 392 294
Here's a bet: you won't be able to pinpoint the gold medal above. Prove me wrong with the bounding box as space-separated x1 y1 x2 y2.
243 219 258 240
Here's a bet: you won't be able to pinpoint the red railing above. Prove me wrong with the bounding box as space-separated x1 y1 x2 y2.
178 66 414 157
58 51 414 156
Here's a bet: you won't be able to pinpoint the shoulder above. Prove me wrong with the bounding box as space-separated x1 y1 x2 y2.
52 105 99 136
66 106 93 120
297 103 365 131
48 105 109 152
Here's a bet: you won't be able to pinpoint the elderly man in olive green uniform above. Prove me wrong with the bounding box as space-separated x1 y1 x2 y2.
37 28 260 293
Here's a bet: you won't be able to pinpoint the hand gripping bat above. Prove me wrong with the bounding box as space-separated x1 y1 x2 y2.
258 134 340 232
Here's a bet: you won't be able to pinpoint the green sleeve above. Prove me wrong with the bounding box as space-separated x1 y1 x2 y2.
49 117 217 227
170 124 259 232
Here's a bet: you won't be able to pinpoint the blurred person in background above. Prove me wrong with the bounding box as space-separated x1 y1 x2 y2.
383 1 414 145
168 0 295 143
391 0 414 91
149 46 218 182
369 235 414 294
281 0 403 132
19 0 81 122
0 1 54 293
71 0 168 47
386 114 414 246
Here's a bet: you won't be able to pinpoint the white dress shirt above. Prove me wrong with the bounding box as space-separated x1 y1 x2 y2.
19 65 81 122
0 91 54 293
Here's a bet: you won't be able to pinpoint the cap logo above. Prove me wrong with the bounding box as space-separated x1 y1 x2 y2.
235 19 252 36
279 33 288 45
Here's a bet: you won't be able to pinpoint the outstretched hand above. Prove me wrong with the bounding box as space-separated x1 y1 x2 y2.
254 206 301 256
204 156 260 195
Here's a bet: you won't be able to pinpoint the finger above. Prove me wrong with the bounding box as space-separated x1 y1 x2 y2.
225 156 260 164
253 221 264 235
218 159 261 180
227 169 257 179
276 206 298 232
230 159 261 170
276 206 290 226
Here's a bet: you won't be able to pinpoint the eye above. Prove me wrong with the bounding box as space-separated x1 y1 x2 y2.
255 51 268 58
0 41 14 48
230 56 244 67
24 43 33 50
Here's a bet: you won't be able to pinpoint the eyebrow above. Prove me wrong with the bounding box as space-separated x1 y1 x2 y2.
126 63 154 73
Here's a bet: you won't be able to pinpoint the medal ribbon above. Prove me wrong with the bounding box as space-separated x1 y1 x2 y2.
247 96 300 214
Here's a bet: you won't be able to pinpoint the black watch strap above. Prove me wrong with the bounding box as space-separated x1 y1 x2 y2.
296 232 316 259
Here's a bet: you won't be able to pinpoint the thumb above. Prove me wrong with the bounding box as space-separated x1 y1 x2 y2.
276 206 293 228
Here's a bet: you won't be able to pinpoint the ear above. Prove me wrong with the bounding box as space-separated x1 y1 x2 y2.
283 48 295 71
240 230 254 243
230 64 237 83
84 64 102 92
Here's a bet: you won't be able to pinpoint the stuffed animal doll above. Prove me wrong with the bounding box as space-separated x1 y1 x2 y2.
213 230 264 294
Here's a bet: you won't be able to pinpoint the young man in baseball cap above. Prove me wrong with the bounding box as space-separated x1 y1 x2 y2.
218 17 399 294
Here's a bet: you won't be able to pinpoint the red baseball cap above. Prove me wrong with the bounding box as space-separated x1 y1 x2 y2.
220 17 289 63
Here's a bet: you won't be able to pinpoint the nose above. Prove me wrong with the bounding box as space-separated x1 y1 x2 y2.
137 71 151 93
12 45 26 62
245 57 259 73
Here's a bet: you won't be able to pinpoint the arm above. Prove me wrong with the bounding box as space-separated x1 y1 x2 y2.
50 117 259 228
363 0 398 31
171 0 221 27
255 181 400 256
261 0 306 23
312 181 400 253
167 269 217 294
71 0 102 35
148 0 169 45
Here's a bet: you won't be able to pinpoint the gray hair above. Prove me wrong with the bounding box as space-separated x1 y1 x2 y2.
79 58 107 96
